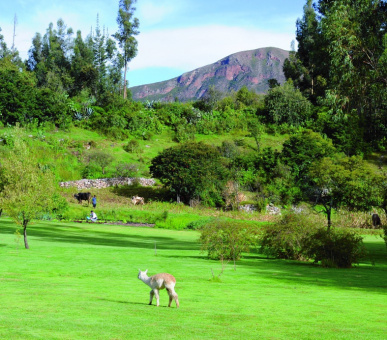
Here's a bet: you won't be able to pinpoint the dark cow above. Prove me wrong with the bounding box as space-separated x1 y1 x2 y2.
372 213 381 228
74 192 91 205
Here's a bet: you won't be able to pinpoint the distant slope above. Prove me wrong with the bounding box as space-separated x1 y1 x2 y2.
130 47 289 102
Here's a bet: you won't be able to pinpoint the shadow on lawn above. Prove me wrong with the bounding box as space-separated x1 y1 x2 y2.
240 242 387 294
0 220 199 251
97 298 145 305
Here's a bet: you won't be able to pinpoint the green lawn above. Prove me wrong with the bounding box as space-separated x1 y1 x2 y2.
0 218 386 339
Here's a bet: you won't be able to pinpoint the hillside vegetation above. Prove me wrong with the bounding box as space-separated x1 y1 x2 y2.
0 1 386 261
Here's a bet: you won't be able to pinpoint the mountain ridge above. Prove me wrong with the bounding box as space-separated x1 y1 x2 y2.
130 46 289 102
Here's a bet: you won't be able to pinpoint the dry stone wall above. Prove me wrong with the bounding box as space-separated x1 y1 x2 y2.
59 177 155 190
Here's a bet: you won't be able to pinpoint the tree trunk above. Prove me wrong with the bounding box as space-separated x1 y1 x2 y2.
123 62 128 99
23 224 29 249
327 206 332 232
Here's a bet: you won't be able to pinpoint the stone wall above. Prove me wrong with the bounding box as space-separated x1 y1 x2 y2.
59 177 155 190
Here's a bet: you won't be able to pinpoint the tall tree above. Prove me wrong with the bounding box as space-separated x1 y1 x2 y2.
320 0 387 148
283 0 329 101
0 136 57 249
113 0 139 99
71 30 97 96
0 26 22 66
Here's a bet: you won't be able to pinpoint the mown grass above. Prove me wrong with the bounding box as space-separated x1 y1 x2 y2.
0 218 386 339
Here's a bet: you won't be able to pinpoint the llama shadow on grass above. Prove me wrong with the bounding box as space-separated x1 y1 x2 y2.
97 298 171 307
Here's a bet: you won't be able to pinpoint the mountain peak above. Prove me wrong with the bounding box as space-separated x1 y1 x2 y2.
130 47 289 102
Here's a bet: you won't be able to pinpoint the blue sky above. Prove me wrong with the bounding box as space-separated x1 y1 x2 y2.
0 0 307 87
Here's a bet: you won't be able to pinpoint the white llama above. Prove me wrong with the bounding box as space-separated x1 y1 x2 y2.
138 269 180 308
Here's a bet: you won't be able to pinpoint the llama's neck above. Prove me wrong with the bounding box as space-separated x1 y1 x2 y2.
140 275 152 287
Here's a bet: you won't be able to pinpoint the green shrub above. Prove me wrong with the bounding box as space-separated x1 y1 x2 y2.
89 140 97 148
81 164 103 179
141 130 153 141
200 219 259 263
259 213 316 260
115 163 139 178
123 139 141 153
173 125 196 143
186 218 214 230
303 228 366 268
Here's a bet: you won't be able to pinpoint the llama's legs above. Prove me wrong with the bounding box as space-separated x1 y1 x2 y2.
166 288 173 307
154 289 160 306
167 286 179 308
173 292 180 308
149 290 154 305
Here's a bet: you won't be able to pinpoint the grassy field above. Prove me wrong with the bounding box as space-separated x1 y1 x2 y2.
0 218 386 339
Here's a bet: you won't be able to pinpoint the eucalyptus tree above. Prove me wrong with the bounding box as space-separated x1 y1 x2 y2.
320 0 387 147
0 26 22 66
283 0 329 101
0 27 11 59
113 0 140 99
70 30 98 96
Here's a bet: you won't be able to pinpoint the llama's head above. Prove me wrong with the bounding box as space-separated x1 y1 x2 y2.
138 269 148 280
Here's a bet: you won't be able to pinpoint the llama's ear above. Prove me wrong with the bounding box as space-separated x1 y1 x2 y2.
145 269 148 273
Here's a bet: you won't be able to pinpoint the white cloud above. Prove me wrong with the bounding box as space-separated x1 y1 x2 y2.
130 25 294 71
138 1 182 26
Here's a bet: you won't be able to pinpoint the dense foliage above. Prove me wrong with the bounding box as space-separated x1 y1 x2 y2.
150 142 229 206
199 219 259 265
260 213 367 267
0 134 66 248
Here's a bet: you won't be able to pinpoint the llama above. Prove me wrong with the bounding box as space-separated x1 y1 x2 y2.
138 269 180 308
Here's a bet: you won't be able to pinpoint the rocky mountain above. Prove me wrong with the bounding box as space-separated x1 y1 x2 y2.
130 47 289 102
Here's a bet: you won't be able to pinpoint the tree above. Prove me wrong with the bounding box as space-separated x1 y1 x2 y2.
320 0 387 148
0 58 38 125
113 0 140 99
281 129 336 182
194 85 222 112
200 219 259 269
247 118 264 151
264 80 312 126
150 142 229 206
284 0 329 101
309 156 384 230
0 137 57 249
86 150 114 174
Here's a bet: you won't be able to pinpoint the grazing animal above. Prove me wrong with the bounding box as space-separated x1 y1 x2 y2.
372 213 381 228
74 192 91 205
131 195 145 205
138 269 179 308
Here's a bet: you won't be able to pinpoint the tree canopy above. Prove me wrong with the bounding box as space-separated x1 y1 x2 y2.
0 136 59 249
150 142 229 206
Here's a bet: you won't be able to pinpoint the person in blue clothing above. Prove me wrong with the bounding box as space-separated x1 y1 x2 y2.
92 195 97 208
